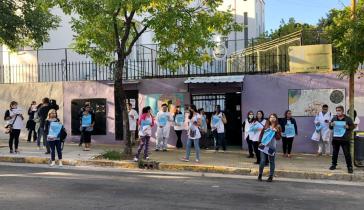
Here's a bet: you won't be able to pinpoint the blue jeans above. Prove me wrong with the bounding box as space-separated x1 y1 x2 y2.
48 140 62 161
37 127 50 152
213 131 226 151
185 138 200 161
259 152 275 177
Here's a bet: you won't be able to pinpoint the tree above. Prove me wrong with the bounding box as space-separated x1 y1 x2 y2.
0 0 60 50
324 0 364 117
55 0 241 155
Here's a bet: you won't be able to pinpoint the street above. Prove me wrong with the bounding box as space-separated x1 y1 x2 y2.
0 163 363 210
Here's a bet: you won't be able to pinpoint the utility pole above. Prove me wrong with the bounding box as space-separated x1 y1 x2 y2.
349 0 356 160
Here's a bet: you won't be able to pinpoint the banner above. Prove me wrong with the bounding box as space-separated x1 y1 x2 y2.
48 122 62 138
82 115 92 127
249 122 264 134
212 115 220 126
333 121 346 137
261 128 276 145
285 124 296 138
175 114 184 126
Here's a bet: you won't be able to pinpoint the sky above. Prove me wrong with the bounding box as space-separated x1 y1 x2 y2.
265 0 351 31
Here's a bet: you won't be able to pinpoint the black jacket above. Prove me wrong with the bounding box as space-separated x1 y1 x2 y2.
279 118 298 136
44 118 61 136
329 115 354 142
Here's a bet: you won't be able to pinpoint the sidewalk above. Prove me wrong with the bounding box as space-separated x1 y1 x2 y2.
1 140 363 182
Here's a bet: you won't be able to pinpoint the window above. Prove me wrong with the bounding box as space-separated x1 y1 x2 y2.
192 94 225 113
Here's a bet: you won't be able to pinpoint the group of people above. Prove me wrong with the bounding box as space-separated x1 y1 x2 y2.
131 104 228 162
3 99 96 167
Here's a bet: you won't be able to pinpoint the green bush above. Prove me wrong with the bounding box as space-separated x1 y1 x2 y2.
101 150 130 160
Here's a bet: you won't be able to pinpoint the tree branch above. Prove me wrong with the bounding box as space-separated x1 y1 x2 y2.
119 9 136 55
125 24 149 56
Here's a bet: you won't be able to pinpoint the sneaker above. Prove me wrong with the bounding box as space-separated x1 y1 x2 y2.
15 149 19 154
258 174 262 181
195 159 200 163
50 161 56 167
329 165 336 170
145 157 150 161
287 154 292 158
9 150 14 154
267 176 273 182
37 146 41 150
133 157 138 162
155 149 160 152
181 157 189 162
348 167 353 174
59 161 63 167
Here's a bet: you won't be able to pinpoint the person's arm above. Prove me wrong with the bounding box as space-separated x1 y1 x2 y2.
91 113 96 127
44 120 50 135
346 117 355 131
279 118 286 133
329 117 336 130
4 110 11 121
242 120 246 132
196 116 202 127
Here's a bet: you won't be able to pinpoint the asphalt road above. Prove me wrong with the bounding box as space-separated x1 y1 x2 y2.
0 163 363 210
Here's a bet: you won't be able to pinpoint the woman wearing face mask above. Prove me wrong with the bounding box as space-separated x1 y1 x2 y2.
242 111 255 158
258 113 282 182
4 101 24 154
182 105 202 162
250 110 267 164
280 110 298 158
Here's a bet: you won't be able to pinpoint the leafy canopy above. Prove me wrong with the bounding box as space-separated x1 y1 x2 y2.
55 0 242 68
0 0 60 50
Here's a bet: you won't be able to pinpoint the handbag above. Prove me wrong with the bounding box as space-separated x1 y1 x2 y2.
4 115 18 134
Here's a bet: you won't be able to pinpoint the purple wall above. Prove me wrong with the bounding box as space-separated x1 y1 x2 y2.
242 73 364 153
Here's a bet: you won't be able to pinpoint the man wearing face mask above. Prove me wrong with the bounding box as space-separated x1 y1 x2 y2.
329 105 355 173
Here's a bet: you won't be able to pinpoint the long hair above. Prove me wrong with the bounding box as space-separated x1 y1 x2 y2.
189 105 198 120
246 110 255 123
266 113 279 128
46 109 58 120
284 110 292 119
256 110 265 122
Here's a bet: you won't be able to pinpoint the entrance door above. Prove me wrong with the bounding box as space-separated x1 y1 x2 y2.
225 93 242 146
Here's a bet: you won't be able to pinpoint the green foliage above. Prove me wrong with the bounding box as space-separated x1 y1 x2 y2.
102 150 130 160
323 1 364 75
54 0 242 68
0 0 60 50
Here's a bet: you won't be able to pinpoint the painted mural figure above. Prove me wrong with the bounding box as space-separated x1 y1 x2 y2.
155 103 173 152
313 104 333 156
127 102 139 146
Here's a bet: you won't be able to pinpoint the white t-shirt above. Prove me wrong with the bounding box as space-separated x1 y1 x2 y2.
7 109 24 130
354 117 361 132
128 109 139 131
188 114 202 139
211 113 225 133
250 119 266 142
156 111 173 138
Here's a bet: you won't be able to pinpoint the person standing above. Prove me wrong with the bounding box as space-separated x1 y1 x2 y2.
81 104 95 151
258 113 282 182
329 106 355 174
127 103 139 146
280 110 298 158
36 98 52 154
347 109 360 133
199 108 208 149
242 111 255 158
250 110 267 164
134 106 155 161
26 101 38 142
173 106 184 149
4 101 24 154
182 105 202 162
155 104 173 152
44 109 63 167
211 105 227 152
78 102 94 147
313 104 333 156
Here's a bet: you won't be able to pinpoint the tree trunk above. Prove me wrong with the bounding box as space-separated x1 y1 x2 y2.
114 56 132 155
349 71 355 160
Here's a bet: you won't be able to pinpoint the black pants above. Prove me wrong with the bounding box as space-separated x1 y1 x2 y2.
27 129 37 142
246 136 254 156
214 130 226 151
332 140 353 168
175 130 183 149
199 131 208 149
49 140 62 161
253 141 268 163
9 129 21 151
282 137 294 154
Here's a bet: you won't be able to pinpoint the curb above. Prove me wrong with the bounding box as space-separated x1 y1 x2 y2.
0 156 362 182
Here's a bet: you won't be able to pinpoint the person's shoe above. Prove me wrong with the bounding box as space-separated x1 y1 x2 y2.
247 154 254 158
258 174 262 181
145 157 150 161
155 149 160 152
15 149 19 154
265 163 269 166
317 152 323 157
287 154 292 158
162 149 167 152
181 157 189 162
9 150 14 154
329 165 336 170
195 159 200 163
267 176 273 182
133 157 138 162
348 167 354 174
58 160 63 167
50 161 56 167
78 143 82 147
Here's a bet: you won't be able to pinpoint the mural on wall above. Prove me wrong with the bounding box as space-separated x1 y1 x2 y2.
145 93 185 115
288 89 345 117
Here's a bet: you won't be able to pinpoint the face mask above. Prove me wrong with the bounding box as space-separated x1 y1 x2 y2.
248 115 254 119
337 111 343 116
